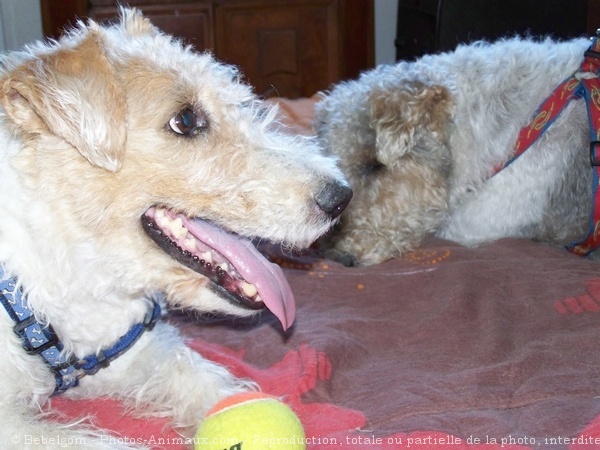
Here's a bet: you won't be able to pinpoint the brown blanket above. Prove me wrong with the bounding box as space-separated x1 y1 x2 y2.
51 99 600 449
181 237 600 447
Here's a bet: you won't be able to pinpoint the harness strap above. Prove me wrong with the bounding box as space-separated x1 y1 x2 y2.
0 270 161 395
495 37 600 256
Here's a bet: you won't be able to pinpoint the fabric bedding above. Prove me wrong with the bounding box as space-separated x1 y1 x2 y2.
50 98 600 449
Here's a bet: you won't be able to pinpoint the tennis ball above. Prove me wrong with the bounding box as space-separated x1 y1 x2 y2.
194 392 306 449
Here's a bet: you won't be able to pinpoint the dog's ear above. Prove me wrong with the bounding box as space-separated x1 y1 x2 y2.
367 82 452 166
0 31 126 172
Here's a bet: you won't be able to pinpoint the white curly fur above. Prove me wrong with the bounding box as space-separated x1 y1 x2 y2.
0 8 349 448
315 36 595 266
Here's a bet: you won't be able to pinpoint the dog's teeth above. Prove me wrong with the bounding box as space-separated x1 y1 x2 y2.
169 217 188 239
157 215 170 229
184 236 196 251
201 252 213 263
241 282 258 298
149 208 254 297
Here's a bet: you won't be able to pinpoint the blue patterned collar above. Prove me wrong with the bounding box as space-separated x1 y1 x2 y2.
0 269 161 395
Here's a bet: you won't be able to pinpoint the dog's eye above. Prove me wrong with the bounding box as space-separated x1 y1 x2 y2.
363 160 385 176
169 107 208 136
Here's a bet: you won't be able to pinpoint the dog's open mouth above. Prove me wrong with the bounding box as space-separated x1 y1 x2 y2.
141 207 295 330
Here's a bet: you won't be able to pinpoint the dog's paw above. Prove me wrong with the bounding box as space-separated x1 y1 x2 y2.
323 247 359 267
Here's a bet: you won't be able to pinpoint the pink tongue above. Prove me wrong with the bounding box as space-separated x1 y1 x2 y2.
182 216 295 330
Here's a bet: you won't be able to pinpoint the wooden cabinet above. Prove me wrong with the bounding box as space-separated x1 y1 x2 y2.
42 0 374 99
394 0 600 61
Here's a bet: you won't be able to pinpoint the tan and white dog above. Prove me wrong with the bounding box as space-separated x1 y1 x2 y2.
0 8 351 448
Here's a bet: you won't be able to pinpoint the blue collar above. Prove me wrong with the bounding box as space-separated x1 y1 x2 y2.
0 270 161 395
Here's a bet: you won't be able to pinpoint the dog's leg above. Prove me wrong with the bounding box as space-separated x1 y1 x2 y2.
0 406 149 449
0 323 248 448
73 321 253 434
0 325 152 449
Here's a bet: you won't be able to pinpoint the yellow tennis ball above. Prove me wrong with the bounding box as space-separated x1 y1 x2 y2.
194 392 306 450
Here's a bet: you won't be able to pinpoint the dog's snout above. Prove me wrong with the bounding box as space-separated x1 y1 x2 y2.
315 181 353 219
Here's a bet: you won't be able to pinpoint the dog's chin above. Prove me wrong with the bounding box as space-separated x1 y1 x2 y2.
141 206 296 330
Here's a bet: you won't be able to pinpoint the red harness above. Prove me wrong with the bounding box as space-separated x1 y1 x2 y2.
495 37 600 256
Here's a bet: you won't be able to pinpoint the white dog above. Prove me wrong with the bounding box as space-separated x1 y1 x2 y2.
0 8 351 448
315 36 599 266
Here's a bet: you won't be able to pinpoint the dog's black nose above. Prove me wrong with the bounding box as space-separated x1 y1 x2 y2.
315 181 353 219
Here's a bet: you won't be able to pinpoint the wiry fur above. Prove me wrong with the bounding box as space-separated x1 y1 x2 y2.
315 37 594 266
0 8 349 448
